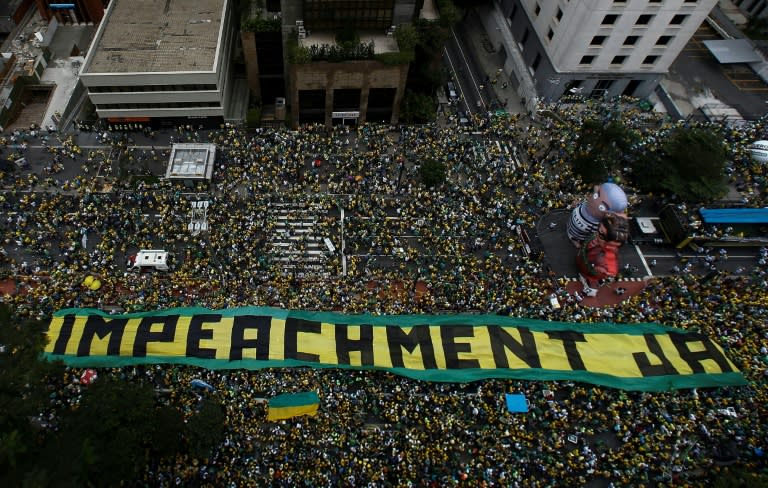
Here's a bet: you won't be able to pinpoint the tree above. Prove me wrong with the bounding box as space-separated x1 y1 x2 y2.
399 90 436 124
0 304 64 487
185 398 226 459
634 126 728 202
419 159 447 188
395 24 418 52
435 0 460 27
570 118 639 184
39 378 186 488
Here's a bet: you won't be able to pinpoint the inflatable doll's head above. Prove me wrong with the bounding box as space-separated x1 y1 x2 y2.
585 182 628 220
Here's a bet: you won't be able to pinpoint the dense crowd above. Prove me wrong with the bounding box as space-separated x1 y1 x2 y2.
1 99 767 486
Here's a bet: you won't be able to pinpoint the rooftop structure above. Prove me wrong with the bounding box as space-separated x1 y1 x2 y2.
299 30 399 55
165 143 216 181
84 0 224 74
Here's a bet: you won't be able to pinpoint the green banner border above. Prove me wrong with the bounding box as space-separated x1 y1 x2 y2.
45 307 748 392
52 306 680 335
40 352 747 392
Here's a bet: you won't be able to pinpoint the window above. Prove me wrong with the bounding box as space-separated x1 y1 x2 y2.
591 35 606 46
509 4 517 23
656 35 673 46
602 14 619 25
636 14 653 25
580 55 595 65
532 53 542 71
534 3 541 16
671 14 688 25
591 79 614 98
643 55 659 64
547 28 554 41
611 55 626 64
649 0 661 3
556 8 563 22
624 35 639 46
684 0 697 3
520 28 529 45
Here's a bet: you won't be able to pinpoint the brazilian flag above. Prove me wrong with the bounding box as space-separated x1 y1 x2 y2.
267 391 320 421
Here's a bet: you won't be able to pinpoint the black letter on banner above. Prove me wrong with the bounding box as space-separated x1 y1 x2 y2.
633 334 679 376
489 326 541 369
230 315 271 360
441 326 480 369
78 316 127 356
187 314 221 359
387 326 437 369
335 324 374 366
546 331 587 370
133 315 178 357
284 318 321 363
669 332 734 374
52 314 76 355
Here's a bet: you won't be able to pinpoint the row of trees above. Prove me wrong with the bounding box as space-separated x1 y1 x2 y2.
0 305 225 487
570 118 731 202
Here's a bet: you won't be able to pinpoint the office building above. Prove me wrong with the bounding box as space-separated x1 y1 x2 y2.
242 0 424 127
79 0 240 127
488 0 718 105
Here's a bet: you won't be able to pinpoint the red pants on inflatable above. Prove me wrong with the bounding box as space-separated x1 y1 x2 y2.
576 233 621 296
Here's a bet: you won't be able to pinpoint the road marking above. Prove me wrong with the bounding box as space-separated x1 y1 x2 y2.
450 27 485 112
642 253 755 259
443 47 466 109
635 244 653 278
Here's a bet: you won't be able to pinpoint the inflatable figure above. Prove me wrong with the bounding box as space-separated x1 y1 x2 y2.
567 182 628 246
576 212 630 297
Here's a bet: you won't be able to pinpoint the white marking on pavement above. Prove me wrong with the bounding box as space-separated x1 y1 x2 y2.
450 27 485 111
635 244 653 278
341 206 346 276
642 253 755 259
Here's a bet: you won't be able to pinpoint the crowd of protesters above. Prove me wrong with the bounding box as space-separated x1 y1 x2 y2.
1 98 767 486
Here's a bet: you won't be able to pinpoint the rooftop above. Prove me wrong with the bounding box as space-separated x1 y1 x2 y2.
166 143 216 180
300 30 399 55
85 0 224 74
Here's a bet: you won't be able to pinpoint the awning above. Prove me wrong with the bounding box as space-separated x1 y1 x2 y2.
702 39 762 64
700 207 768 224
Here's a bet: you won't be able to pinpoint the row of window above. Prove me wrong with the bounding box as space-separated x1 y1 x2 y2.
591 34 674 47
535 0 699 16
601 13 689 26
88 84 217 93
580 54 658 65
96 101 221 109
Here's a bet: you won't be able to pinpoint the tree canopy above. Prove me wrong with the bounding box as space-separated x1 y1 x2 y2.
632 126 728 202
571 118 639 184
419 159 447 188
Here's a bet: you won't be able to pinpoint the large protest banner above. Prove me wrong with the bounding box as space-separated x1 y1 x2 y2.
43 307 747 391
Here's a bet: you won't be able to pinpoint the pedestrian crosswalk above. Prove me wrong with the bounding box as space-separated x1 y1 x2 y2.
268 201 330 278
471 139 523 171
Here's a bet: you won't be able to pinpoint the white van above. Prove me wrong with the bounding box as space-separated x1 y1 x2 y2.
127 250 170 271
446 82 458 101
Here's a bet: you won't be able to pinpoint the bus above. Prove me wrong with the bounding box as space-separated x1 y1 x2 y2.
657 205 768 250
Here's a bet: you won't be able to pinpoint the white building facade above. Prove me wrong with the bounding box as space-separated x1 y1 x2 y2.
491 0 718 104
79 0 237 126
